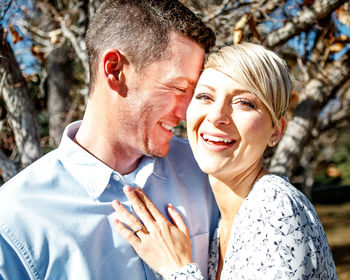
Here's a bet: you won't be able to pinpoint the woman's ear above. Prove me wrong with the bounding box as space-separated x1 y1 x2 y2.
103 50 125 95
268 116 287 147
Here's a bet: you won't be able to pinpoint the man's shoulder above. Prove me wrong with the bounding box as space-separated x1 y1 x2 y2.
168 136 194 159
169 135 191 149
165 136 199 167
0 151 60 249
159 136 207 180
0 149 61 204
2 148 59 178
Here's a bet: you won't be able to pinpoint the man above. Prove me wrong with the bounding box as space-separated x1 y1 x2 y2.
0 1 219 279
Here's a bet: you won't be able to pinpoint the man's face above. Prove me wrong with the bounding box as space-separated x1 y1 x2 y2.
119 34 205 158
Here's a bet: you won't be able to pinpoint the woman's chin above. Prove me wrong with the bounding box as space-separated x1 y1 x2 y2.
197 162 223 177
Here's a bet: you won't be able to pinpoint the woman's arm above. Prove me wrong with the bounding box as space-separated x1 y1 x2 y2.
112 185 204 279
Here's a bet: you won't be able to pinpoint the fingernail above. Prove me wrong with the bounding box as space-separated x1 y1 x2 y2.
112 200 121 208
168 204 175 213
123 185 132 193
135 187 143 193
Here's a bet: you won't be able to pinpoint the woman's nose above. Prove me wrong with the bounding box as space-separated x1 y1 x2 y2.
207 102 231 126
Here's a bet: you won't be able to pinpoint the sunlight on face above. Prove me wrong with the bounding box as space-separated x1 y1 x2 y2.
117 34 205 158
186 68 277 180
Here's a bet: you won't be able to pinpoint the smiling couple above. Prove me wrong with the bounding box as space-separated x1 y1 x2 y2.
0 0 336 279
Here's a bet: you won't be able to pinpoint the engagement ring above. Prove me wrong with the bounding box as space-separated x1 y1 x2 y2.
133 224 143 235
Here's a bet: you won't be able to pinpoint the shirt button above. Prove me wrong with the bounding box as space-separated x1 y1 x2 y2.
113 174 121 181
106 184 111 189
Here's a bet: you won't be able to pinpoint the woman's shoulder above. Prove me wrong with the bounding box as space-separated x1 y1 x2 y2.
238 174 323 235
247 174 314 214
227 174 337 279
251 173 302 198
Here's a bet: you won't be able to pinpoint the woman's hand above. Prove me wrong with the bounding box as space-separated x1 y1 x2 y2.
112 185 194 278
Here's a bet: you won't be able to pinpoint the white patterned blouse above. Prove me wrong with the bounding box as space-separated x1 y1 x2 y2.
168 174 337 280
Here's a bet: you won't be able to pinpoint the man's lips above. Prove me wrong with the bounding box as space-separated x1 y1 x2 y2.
159 122 175 133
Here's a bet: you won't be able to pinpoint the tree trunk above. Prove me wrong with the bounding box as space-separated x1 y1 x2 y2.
0 150 18 182
269 54 350 178
46 44 73 147
0 26 41 178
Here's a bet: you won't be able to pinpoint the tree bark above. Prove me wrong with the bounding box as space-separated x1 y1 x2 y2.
0 150 18 181
269 54 350 177
46 44 73 147
0 26 41 175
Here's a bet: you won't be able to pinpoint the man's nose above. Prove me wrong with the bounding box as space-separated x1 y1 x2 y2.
174 94 192 121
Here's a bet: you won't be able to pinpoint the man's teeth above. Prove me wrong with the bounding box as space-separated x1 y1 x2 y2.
161 123 175 132
202 134 233 144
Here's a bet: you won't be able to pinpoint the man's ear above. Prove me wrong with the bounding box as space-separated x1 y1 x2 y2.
268 116 287 147
103 49 125 95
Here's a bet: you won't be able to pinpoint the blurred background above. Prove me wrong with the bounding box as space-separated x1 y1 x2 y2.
0 0 349 277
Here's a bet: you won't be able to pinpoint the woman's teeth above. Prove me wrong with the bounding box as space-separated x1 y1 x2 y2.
202 134 233 144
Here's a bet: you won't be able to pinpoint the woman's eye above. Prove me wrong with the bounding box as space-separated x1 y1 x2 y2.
236 99 256 109
194 93 212 100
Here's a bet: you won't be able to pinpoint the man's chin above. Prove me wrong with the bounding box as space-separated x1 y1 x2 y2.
146 144 170 158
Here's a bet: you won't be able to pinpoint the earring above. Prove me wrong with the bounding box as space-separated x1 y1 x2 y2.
272 140 277 146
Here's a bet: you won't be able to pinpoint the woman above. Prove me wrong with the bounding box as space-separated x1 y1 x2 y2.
112 43 337 279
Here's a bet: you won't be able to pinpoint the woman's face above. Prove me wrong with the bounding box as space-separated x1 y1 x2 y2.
187 68 280 180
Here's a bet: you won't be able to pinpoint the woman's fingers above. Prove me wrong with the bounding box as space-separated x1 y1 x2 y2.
112 200 146 236
122 185 157 230
167 204 190 237
133 187 166 222
113 219 141 248
112 189 194 278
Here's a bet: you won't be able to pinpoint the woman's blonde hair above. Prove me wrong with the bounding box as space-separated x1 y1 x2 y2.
205 42 292 125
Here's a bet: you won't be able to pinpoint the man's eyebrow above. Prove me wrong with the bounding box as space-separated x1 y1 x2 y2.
175 78 197 88
188 79 197 87
166 78 197 89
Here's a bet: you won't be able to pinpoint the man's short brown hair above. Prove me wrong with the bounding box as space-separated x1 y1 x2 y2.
86 0 215 90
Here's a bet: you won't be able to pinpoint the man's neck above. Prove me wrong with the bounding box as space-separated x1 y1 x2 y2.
74 123 141 175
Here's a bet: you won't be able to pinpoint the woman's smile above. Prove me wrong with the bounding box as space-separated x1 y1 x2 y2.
187 68 276 178
200 132 236 152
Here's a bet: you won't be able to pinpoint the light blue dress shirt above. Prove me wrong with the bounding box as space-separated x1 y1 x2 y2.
0 121 219 280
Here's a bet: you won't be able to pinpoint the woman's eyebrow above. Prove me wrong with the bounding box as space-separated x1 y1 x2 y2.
196 84 216 91
231 89 251 95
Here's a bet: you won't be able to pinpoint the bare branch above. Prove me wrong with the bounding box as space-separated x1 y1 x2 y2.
265 0 347 48
202 0 233 23
0 0 12 21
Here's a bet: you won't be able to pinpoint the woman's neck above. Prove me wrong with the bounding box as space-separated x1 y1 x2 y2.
209 165 266 222
209 165 267 280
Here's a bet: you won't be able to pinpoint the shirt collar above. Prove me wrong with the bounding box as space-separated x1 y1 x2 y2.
57 121 114 200
57 121 167 200
153 157 167 180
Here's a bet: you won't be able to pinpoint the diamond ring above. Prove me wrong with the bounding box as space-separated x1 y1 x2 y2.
133 224 143 235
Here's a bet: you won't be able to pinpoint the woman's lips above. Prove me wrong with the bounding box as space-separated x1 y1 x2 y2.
200 133 235 151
